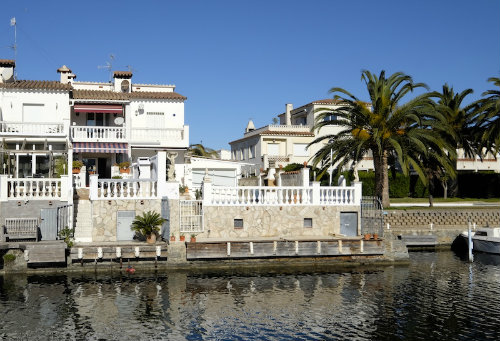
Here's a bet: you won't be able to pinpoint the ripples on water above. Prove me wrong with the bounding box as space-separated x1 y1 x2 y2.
1 252 500 341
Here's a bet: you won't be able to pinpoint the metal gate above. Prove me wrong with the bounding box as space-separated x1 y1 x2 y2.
57 204 73 237
361 196 384 237
161 197 170 240
179 200 203 233
117 211 136 241
40 208 58 240
340 212 358 236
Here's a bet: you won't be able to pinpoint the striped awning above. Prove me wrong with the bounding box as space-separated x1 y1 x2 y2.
73 142 128 153
74 104 123 114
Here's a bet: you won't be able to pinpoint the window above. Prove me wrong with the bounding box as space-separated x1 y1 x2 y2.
323 114 336 122
304 218 313 228
293 143 309 157
147 112 165 128
249 145 255 159
234 219 243 228
22 104 45 122
268 143 279 156
295 117 307 125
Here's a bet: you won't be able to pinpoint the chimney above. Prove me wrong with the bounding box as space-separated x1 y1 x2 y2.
57 65 76 84
245 119 255 133
285 103 293 126
113 71 132 92
0 59 15 83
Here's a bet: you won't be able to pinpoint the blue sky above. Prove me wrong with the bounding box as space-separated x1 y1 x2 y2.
1 0 499 150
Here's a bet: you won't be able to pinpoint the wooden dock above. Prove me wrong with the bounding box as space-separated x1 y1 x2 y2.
186 238 384 260
69 242 168 261
0 241 67 264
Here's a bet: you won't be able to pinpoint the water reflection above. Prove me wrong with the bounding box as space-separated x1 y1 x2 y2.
1 252 500 340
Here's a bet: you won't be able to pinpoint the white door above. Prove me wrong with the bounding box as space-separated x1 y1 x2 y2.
117 211 136 241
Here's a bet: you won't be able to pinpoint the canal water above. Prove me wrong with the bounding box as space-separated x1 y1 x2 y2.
1 251 500 341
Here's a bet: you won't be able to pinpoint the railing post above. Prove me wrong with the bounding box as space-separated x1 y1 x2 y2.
89 174 98 200
60 175 69 201
0 174 8 202
312 181 320 205
353 181 362 205
300 163 309 186
157 150 167 197
202 170 213 205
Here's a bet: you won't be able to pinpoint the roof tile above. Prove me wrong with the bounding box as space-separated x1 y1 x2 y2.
0 80 71 91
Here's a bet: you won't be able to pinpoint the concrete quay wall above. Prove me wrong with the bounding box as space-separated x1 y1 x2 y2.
383 208 500 245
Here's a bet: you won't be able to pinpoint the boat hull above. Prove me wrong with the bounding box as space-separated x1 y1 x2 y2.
473 238 500 255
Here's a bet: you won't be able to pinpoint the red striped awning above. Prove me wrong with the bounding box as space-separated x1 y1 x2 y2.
74 104 123 114
73 142 128 153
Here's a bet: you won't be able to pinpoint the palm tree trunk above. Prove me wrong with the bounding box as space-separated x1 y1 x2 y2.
374 150 390 208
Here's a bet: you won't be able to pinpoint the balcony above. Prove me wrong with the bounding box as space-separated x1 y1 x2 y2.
129 126 189 148
0 121 66 137
71 126 126 142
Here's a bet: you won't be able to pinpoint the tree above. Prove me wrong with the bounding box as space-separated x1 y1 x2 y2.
476 77 500 153
309 70 450 207
188 144 218 158
430 85 477 197
131 211 166 243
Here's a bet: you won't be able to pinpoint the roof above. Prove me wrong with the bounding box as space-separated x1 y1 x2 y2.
128 91 187 100
113 71 133 78
229 130 314 144
0 59 15 67
0 80 72 91
278 98 369 117
57 65 72 73
72 89 129 101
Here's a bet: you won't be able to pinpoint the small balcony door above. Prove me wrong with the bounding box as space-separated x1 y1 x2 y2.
87 113 108 127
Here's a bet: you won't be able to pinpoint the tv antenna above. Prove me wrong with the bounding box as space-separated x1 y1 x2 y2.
98 54 115 82
125 65 137 73
9 17 17 78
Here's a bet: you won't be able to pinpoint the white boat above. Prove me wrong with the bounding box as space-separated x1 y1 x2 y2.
472 228 500 254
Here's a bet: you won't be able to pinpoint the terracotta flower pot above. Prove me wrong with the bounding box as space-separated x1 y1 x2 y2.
72 168 81 174
170 236 176 242
373 233 379 240
146 233 157 244
190 237 196 243
120 168 130 174
364 233 371 240
180 235 186 242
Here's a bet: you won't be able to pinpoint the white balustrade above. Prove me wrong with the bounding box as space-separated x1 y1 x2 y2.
92 179 158 199
205 185 359 206
71 126 126 142
6 178 63 200
130 128 184 143
0 121 65 136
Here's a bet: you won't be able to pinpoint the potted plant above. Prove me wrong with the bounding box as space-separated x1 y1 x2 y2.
179 234 186 242
190 234 196 243
119 161 130 174
72 160 83 174
170 234 176 242
130 211 166 244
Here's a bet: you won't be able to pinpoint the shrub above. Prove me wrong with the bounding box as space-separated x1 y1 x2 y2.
72 160 83 169
3 254 16 263
119 161 130 169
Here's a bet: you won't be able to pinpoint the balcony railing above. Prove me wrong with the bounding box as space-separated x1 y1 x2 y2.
3 178 66 200
71 126 126 142
0 121 65 136
130 127 188 147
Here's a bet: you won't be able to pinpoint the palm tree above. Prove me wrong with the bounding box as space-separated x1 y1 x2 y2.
131 211 166 243
476 77 500 152
309 70 450 207
188 144 218 158
430 85 477 197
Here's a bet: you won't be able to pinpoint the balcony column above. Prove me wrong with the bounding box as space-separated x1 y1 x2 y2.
125 104 132 150
311 181 320 205
353 181 362 206
157 150 167 197
89 174 98 200
0 174 8 201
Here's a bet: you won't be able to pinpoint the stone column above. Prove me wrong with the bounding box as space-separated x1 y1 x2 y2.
202 169 213 205
157 150 167 197
89 174 98 200
0 174 8 201
353 181 362 206
311 181 320 205
300 162 309 187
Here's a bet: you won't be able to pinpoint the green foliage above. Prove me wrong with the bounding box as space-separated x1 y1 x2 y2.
118 161 130 169
457 172 500 198
58 227 74 248
283 163 303 172
54 156 67 178
112 175 123 179
179 185 188 194
358 171 429 198
195 188 202 200
131 211 166 237
72 160 83 169
189 144 218 158
3 253 16 262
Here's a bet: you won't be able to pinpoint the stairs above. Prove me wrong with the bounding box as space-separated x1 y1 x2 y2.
74 198 93 242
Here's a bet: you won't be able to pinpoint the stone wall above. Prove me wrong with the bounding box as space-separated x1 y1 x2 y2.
384 209 500 229
92 199 162 242
199 205 360 239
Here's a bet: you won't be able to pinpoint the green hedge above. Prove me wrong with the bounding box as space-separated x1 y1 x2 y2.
457 172 500 198
358 171 428 198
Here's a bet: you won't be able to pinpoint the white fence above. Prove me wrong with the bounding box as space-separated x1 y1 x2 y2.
3 178 66 200
91 179 158 200
130 127 184 143
0 121 65 136
205 183 361 206
71 126 126 142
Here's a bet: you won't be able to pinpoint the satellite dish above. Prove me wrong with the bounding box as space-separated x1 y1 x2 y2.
121 79 130 92
114 117 124 125
1 68 14 83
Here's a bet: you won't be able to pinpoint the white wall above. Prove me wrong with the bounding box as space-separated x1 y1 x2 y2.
129 100 184 129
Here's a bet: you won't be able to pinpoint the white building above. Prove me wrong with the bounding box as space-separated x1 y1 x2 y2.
230 99 500 174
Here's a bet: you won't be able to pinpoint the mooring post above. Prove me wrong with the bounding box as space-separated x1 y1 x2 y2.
468 221 474 263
